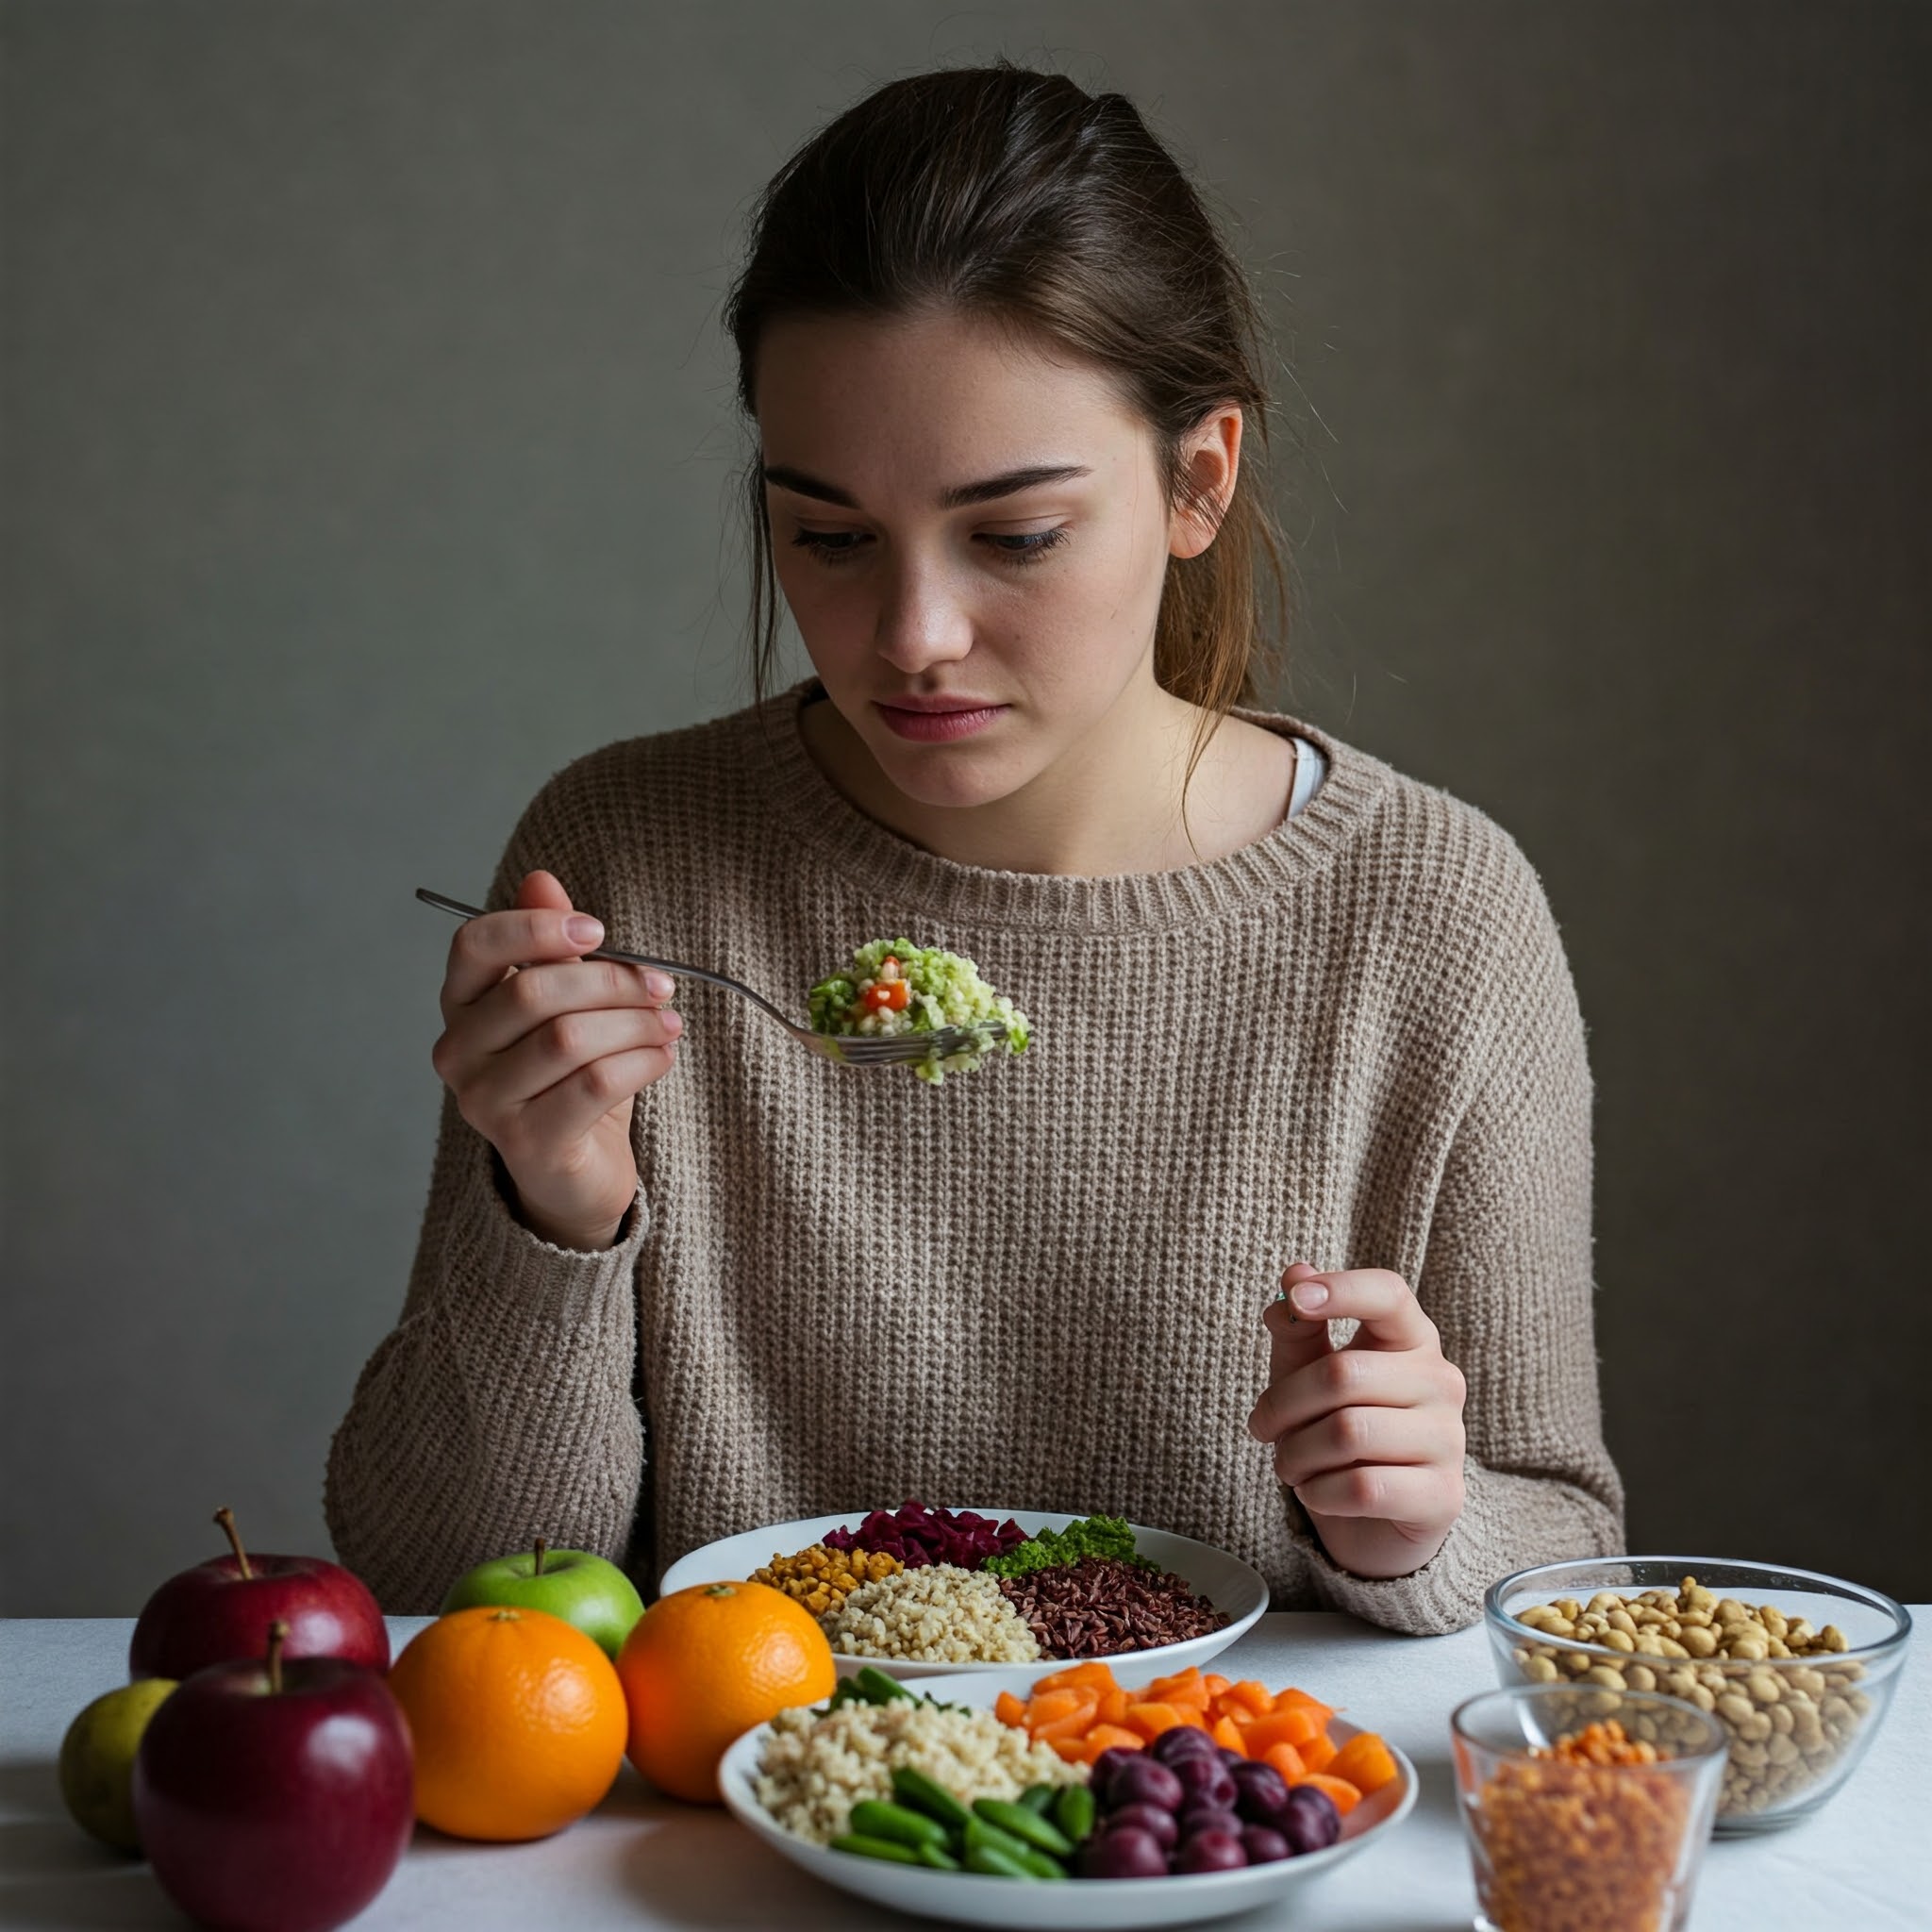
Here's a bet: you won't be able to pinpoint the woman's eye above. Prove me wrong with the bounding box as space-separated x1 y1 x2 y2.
977 527 1069 567
788 526 1070 569
791 530 869 564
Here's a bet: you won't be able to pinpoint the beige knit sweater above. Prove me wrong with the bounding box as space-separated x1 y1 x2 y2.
325 686 1624 1634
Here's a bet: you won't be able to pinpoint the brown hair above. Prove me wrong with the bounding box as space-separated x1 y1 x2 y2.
724 62 1286 752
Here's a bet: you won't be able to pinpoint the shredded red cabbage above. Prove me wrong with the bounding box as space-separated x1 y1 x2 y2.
824 1500 1027 1570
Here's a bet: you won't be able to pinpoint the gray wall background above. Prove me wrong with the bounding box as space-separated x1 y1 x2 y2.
4 2 1926 1616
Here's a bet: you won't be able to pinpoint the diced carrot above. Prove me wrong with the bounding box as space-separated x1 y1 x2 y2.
1298 1728 1338 1775
1271 1688 1336 1724
1242 1707 1321 1754
1024 1689 1094 1730
1227 1679 1275 1717
1211 1715 1249 1756
1145 1668 1208 1707
1032 1661 1117 1696
1097 1688 1131 1726
1124 1701 1191 1740
1033 1703 1103 1744
994 1690 1027 1729
1261 1741 1307 1782
1203 1674 1232 1700
1035 1715 1097 1746
1329 1732 1399 1795
1050 1737 1088 1762
1292 1772 1360 1816
1081 1723 1144 1759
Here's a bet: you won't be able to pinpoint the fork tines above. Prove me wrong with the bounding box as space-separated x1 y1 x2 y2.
835 1023 1007 1064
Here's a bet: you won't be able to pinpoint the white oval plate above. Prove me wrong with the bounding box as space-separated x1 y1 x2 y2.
720 1664 1417 1930
658 1508 1268 1687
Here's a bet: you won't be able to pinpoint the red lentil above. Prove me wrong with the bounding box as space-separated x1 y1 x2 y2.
1470 1723 1690 1932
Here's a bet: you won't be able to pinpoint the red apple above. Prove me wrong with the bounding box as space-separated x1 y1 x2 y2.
131 1507 389 1679
134 1621 414 1932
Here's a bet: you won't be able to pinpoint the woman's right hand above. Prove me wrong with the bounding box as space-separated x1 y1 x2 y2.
431 868 681 1251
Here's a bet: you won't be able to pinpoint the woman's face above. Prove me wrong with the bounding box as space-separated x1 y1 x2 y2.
756 308 1224 811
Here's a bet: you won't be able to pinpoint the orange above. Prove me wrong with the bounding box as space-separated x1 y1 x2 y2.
388 1604 627 1840
616 1579 836 1803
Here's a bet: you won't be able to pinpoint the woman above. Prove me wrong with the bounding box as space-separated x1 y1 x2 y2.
325 64 1622 1633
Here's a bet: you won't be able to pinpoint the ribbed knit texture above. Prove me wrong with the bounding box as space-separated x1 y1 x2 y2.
325 686 1624 1634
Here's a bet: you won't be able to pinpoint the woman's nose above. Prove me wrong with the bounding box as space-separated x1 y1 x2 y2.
872 553 974 673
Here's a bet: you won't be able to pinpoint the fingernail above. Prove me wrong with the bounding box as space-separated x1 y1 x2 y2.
565 915 604 948
646 971 675 999
659 1007 683 1038
1290 1280 1329 1313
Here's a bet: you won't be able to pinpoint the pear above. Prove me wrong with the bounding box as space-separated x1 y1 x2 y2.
58 1677 177 1854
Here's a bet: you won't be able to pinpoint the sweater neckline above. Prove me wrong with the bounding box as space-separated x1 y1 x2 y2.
745 681 1393 935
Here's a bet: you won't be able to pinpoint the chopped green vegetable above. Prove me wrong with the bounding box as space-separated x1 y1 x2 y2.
982 1513 1149 1577
808 939 1031 1086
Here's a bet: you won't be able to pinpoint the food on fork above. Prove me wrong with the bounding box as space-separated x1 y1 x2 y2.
808 941 1031 1084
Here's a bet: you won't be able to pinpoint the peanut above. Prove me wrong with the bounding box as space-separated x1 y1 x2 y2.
1506 1574 1872 1820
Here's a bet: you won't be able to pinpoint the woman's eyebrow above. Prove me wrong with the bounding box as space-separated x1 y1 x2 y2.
761 462 1092 509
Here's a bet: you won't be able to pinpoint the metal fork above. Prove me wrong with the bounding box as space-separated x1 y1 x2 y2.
415 889 1004 1069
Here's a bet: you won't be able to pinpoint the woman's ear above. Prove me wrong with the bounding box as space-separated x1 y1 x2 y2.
1168 405 1244 558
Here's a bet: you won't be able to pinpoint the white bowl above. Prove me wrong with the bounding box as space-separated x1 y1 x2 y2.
719 1664 1417 1930
658 1508 1269 1687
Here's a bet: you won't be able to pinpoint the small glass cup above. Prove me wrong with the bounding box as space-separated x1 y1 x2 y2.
1451 1684 1727 1932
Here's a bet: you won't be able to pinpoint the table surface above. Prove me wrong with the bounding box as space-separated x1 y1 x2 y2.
3 1612 1924 1930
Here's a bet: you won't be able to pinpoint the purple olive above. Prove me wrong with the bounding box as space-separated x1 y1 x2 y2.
1178 1804 1242 1843
1150 1724 1220 1767
1173 1828 1248 1874
1172 1754 1237 1810
1108 1756 1185 1814
1229 1759 1291 1825
1107 1802 1178 1851
1218 1746 1247 1770
1080 1827 1171 1879
1241 1824 1292 1864
1279 1784 1342 1855
1090 1747 1141 1804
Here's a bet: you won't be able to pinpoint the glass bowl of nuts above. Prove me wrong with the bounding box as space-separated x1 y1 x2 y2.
1485 1557 1911 1833
1452 1684 1728 1932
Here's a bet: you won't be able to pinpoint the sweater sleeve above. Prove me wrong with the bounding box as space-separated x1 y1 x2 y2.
322 779 652 1613
1280 859 1625 1634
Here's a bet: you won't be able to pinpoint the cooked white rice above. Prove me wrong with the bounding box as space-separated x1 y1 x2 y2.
821 1562 1042 1664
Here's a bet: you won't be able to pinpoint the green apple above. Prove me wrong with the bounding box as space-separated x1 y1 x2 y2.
438 1538 644 1657
59 1676 178 1854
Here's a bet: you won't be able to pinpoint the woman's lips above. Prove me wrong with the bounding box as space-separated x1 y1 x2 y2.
874 700 1008 742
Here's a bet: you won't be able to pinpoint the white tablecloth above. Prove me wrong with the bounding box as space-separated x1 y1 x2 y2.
3 1612 1924 1928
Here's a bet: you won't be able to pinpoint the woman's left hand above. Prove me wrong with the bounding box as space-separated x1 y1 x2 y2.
1246 1261 1469 1579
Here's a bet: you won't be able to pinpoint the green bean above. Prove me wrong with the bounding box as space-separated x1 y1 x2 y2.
891 1766 973 1832
830 1832 921 1865
847 1800 949 1850
1050 1782 1096 1843
972 1798 1074 1857
962 1841 1035 1879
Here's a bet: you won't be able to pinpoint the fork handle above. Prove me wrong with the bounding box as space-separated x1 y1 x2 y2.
413 888 799 1028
